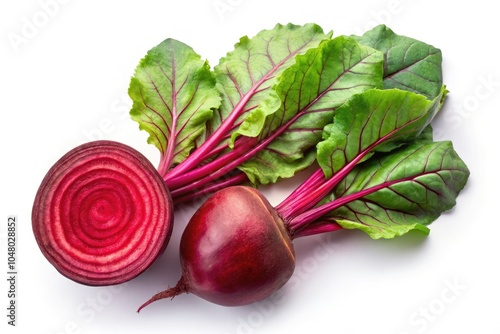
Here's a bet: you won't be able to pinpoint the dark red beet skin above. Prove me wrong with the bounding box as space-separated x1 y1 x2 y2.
32 140 174 286
138 186 295 310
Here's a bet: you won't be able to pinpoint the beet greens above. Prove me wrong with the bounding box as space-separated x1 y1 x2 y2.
128 23 450 206
276 88 462 239
136 25 470 310
128 23 387 203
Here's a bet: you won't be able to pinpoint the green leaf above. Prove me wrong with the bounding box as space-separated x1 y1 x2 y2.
237 36 384 185
128 39 221 173
317 87 446 178
203 23 331 149
353 25 443 100
237 149 318 186
323 140 470 239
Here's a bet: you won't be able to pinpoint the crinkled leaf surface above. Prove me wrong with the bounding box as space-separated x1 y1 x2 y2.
202 23 331 148
128 39 220 172
317 87 446 178
353 25 443 100
322 140 470 239
237 36 384 185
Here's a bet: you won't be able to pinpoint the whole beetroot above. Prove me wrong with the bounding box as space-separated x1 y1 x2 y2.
138 186 295 310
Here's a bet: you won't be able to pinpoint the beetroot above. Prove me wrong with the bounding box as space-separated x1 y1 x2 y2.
138 186 295 310
30 24 470 312
32 140 174 286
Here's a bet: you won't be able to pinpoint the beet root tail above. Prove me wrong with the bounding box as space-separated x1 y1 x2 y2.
137 278 187 313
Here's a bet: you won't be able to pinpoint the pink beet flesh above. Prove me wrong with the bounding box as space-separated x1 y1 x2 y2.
139 186 295 310
32 140 174 286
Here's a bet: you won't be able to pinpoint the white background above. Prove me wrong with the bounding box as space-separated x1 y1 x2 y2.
1 1 497 333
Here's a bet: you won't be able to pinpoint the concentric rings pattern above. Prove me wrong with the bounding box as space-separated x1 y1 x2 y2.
32 140 173 286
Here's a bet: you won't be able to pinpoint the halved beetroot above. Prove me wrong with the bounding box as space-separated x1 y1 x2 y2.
32 140 173 286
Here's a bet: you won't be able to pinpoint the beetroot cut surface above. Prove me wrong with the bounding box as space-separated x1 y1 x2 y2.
32 140 173 286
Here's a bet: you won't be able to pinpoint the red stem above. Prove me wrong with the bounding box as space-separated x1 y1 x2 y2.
278 156 364 223
172 173 249 205
165 137 256 190
157 48 179 177
286 176 416 235
275 168 325 215
164 96 250 182
292 221 343 238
